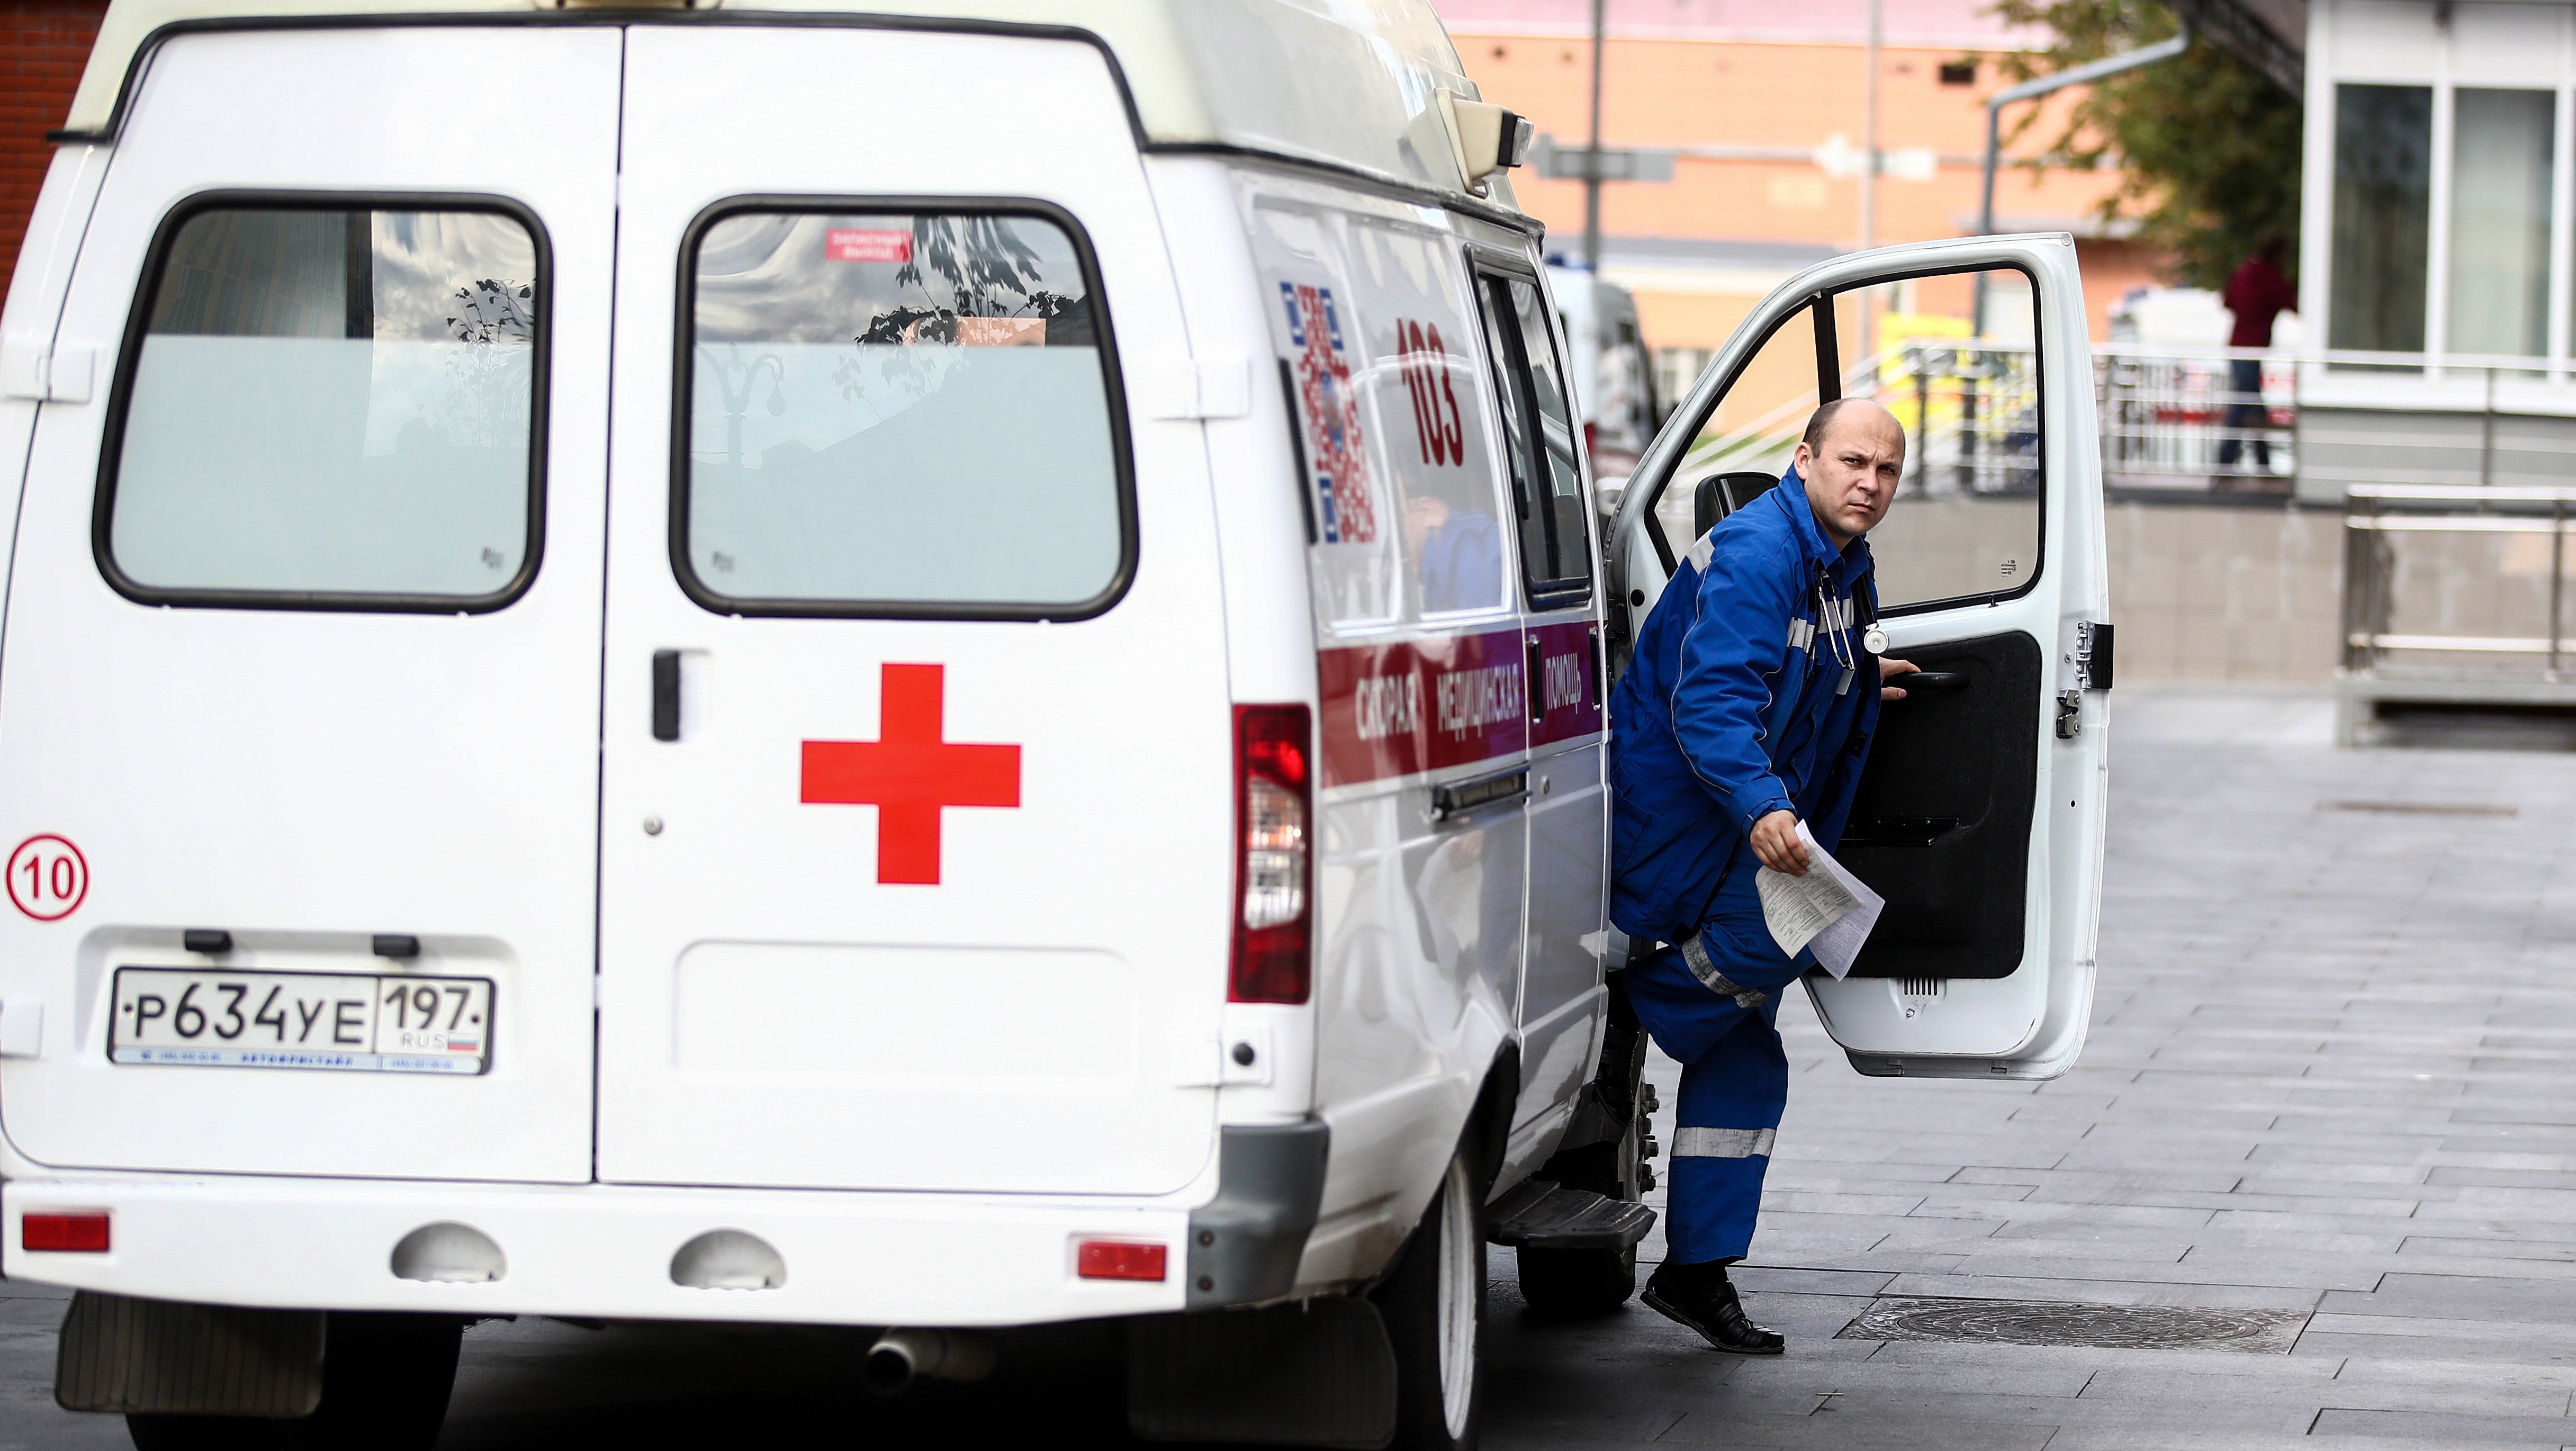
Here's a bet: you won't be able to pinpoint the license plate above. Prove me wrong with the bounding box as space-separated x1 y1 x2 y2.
110 968 493 1075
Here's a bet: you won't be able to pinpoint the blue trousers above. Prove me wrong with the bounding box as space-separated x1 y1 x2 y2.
2216 357 2269 467
1626 885 1808 1265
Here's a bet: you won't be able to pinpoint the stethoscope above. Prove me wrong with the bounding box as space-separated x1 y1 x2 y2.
1813 566 1890 691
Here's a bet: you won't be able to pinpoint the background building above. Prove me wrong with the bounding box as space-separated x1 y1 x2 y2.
0 0 105 280
2299 0 2576 499
1432 0 2169 404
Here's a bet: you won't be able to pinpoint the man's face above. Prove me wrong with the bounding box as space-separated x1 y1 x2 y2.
1794 404 1905 547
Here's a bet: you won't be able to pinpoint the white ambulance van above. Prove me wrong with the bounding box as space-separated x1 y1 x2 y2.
0 1 2110 1446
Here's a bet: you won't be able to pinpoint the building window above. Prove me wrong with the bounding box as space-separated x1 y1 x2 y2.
2449 88 2555 358
2330 84 2432 356
1938 60 1976 86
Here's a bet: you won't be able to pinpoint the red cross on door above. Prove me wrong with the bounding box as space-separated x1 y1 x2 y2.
800 663 1021 885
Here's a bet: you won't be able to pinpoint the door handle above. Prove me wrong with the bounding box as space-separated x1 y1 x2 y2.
1432 767 1529 822
652 650 681 741
1897 670 1969 693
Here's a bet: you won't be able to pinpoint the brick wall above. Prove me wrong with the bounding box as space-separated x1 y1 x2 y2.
1 0 107 288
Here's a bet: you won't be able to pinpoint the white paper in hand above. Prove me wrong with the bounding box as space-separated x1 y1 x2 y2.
1753 822 1885 980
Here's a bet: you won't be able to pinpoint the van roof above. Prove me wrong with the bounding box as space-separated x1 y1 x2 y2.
63 0 1521 211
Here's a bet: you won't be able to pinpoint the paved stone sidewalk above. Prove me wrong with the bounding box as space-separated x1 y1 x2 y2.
1487 685 2576 1450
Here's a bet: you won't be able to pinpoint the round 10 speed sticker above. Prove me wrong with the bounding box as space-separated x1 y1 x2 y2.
7 835 88 922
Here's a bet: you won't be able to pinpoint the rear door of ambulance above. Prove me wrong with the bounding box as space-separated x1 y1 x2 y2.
593 25 1229 1193
1607 236 2108 1080
0 26 618 1179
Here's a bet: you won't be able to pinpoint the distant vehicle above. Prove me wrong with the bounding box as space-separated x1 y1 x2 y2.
1546 262 1660 486
2106 285 2304 348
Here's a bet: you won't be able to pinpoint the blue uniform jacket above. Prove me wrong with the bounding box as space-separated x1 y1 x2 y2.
1608 472 1882 947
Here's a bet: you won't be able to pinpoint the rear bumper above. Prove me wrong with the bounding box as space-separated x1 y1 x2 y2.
2 1173 1193 1326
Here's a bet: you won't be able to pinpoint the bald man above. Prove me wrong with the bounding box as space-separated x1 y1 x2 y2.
1607 398 1918 1353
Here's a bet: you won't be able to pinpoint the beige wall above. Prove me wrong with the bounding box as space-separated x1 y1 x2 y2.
2107 504 2341 684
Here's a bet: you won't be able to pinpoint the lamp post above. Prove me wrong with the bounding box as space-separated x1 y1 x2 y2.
701 346 787 472
1859 0 1882 363
1584 0 1606 272
1972 24 2193 332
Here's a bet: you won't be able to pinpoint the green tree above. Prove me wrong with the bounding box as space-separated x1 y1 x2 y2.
1987 0 2301 288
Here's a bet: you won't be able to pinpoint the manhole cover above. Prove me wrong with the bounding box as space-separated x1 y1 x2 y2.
1838 1297 2308 1354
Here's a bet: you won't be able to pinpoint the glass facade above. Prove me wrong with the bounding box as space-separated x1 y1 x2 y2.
2448 88 2555 358
2331 85 2433 356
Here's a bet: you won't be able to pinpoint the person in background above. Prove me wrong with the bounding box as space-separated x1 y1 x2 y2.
2218 233 2296 475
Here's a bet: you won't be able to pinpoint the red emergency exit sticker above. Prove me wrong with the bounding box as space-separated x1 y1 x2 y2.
6 834 87 922
827 228 912 263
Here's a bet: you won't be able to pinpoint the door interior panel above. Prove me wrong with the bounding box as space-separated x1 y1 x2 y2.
1836 629 2040 980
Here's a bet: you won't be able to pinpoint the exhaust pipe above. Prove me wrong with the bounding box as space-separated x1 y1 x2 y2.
863 1328 995 1396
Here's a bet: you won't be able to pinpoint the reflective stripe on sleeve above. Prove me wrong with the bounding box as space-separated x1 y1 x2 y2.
1671 1126 1778 1159
1787 618 1816 652
1678 933 1772 1008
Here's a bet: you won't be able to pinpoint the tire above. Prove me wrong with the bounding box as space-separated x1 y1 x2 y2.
1516 1238 1637 1316
1518 975 1655 1317
1374 1152 1484 1451
127 1313 462 1451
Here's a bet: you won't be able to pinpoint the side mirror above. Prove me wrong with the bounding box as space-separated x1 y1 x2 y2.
1436 92 1533 194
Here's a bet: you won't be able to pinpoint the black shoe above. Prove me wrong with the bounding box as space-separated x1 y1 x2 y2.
1641 1261 1785 1355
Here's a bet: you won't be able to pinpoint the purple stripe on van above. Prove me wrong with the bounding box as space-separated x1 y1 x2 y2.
1318 619 1604 789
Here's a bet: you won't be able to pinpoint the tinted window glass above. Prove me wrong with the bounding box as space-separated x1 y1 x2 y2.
1477 274 1591 604
2331 84 2431 356
107 205 541 602
1509 277 1591 592
681 210 1122 613
2450 88 2553 358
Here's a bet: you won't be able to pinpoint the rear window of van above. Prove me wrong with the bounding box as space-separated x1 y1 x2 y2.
677 206 1130 618
102 200 545 609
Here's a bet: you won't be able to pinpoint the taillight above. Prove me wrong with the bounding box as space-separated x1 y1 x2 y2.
23 1212 109 1252
1231 704 1312 1003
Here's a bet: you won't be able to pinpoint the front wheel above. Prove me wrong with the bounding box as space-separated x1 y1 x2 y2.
1374 1151 1485 1451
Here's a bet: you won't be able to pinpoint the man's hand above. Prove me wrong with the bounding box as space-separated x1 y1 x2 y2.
1879 656 1920 702
1751 810 1808 876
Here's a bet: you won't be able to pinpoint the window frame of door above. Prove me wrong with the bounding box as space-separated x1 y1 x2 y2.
91 188 555 615
1464 249 1597 616
1627 259 2050 619
665 193 1139 624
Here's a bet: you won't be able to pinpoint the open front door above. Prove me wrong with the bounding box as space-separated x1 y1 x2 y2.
1606 235 2107 1080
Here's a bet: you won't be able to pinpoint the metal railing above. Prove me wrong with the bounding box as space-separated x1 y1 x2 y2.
1681 340 2041 496
2093 345 2293 488
2088 345 2576 495
1656 341 2576 503
2341 483 2574 677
